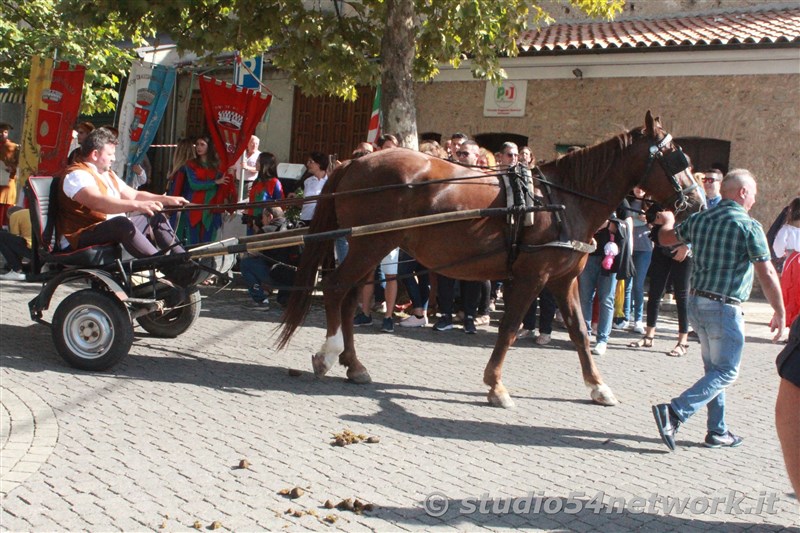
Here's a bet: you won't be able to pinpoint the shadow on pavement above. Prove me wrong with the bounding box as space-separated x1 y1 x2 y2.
368 494 793 531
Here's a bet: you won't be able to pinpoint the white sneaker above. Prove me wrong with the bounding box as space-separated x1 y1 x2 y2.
0 270 26 281
399 315 428 327
517 329 534 339
372 301 387 314
592 342 607 355
534 333 551 345
633 321 646 334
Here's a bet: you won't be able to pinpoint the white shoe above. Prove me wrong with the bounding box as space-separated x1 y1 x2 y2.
517 329 534 339
0 270 26 281
534 333 551 345
592 342 607 355
399 315 428 327
372 301 387 314
633 321 646 334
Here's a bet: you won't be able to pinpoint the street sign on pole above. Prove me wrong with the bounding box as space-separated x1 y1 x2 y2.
234 55 263 89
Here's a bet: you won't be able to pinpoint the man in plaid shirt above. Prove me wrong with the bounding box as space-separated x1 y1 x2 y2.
650 169 785 451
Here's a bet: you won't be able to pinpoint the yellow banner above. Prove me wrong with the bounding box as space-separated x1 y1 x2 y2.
18 55 53 192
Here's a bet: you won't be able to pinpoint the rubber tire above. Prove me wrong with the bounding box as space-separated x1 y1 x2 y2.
52 289 134 371
136 288 201 338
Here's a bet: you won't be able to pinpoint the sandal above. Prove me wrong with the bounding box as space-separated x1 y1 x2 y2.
667 343 690 357
628 336 654 348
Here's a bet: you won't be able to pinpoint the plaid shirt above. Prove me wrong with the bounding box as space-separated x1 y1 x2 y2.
674 199 770 302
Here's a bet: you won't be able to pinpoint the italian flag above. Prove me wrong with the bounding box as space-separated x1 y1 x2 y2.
366 84 381 144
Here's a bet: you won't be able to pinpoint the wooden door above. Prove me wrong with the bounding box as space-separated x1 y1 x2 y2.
290 86 376 164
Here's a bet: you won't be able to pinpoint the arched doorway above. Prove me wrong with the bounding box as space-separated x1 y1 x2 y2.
474 132 529 154
674 137 731 174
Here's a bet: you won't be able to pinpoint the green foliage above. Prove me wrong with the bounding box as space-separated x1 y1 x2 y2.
0 0 622 120
0 0 145 114
56 0 622 101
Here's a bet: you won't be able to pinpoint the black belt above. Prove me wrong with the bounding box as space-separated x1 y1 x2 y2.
691 289 741 306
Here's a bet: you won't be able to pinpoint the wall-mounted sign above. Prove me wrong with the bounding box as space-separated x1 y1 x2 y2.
484 80 527 117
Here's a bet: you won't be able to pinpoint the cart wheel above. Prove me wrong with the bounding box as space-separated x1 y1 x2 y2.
136 288 201 338
52 289 133 371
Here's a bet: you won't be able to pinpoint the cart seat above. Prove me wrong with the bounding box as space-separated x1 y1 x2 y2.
26 176 124 272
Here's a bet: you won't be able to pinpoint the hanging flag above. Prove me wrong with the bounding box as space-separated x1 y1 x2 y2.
199 76 272 200
18 56 85 187
19 56 53 190
114 61 176 183
366 84 381 144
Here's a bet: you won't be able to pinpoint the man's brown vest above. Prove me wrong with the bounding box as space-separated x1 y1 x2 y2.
57 163 121 249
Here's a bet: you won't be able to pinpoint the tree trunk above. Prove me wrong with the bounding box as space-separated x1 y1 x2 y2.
380 0 418 150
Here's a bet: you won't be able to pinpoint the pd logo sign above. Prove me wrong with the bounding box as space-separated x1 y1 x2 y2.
484 80 527 117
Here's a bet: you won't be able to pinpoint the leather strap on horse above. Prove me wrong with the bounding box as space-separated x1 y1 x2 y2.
519 240 597 254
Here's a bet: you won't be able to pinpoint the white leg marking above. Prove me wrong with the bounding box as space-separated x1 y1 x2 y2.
588 382 619 406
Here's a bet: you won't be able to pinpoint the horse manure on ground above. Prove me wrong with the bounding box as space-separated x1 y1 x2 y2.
325 515 338 523
324 500 335 509
209 521 223 530
336 498 375 514
331 429 378 446
237 459 250 469
288 368 302 377
278 487 305 499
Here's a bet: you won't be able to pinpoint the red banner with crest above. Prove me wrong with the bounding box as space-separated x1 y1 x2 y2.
36 61 85 174
199 76 271 199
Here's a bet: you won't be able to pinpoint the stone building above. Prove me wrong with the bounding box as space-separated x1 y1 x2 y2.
162 1 798 225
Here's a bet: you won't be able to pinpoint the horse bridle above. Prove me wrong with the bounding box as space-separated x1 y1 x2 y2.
640 133 698 213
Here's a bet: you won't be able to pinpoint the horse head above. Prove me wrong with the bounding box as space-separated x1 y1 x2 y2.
637 111 705 220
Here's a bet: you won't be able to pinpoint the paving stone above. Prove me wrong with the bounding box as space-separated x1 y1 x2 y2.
1 281 797 531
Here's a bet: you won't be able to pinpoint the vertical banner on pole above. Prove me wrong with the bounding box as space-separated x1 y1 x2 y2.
36 61 85 175
198 76 271 201
19 55 53 189
115 61 177 183
19 56 85 188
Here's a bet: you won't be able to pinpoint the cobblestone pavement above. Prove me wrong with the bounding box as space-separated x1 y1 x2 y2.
1 278 798 532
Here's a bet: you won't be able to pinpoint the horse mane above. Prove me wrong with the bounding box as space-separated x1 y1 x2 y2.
277 160 352 349
551 127 643 193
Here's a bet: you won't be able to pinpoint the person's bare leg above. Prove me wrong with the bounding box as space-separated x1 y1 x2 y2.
384 277 397 320
776 378 800 496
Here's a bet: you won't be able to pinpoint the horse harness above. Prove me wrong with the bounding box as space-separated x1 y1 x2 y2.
499 164 596 278
499 132 694 278
639 133 697 214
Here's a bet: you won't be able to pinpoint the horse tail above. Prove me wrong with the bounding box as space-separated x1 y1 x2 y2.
278 161 352 349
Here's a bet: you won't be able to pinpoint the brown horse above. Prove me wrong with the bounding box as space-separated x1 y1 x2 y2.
279 112 703 408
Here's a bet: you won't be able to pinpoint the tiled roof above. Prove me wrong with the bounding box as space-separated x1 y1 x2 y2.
518 7 800 53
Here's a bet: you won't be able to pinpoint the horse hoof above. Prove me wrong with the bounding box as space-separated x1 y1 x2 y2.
590 383 619 406
487 391 516 408
347 369 372 384
312 353 332 378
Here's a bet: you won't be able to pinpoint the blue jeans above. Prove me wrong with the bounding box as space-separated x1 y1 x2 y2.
578 255 618 343
670 296 745 434
622 250 653 323
240 255 275 302
398 251 429 310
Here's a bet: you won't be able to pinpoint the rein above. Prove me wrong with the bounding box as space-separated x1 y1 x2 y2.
162 169 509 214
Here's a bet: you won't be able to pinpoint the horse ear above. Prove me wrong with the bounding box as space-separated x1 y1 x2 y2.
645 110 655 135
